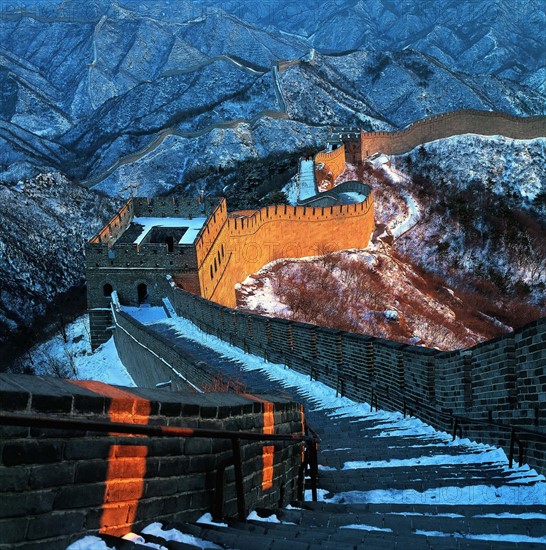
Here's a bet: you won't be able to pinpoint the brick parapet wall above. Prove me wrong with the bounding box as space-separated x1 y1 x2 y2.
359 110 546 157
89 200 134 247
315 144 346 188
0 375 304 550
166 286 546 473
195 194 375 307
112 307 242 392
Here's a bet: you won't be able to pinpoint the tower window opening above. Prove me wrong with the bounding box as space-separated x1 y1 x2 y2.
137 283 148 304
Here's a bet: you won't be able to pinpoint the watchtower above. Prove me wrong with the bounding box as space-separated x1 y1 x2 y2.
85 195 221 349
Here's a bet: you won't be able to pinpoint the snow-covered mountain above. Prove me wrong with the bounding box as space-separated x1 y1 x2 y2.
396 135 546 303
0 0 544 195
199 0 546 91
0 173 121 368
280 50 546 128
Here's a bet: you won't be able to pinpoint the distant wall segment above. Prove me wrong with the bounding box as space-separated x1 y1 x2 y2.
359 110 546 158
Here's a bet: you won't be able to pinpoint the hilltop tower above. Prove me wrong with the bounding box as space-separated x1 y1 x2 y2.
85 196 222 349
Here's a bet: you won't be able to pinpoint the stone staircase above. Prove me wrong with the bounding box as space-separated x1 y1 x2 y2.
298 159 317 202
77 318 546 549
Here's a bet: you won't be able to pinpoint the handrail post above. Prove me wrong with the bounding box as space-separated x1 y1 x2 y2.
231 438 246 521
213 456 234 522
309 440 319 502
509 428 515 468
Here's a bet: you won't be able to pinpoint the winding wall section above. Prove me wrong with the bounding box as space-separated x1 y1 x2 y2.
359 110 546 158
194 195 375 308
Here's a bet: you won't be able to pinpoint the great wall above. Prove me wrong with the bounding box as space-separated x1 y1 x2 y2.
1 110 546 548
350 109 546 159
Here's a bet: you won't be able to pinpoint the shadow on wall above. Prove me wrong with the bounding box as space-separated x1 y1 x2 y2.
166 282 546 477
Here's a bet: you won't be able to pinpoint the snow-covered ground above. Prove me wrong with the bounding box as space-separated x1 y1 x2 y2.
298 159 316 201
394 135 546 304
391 190 420 238
121 305 168 324
133 217 208 245
19 315 135 386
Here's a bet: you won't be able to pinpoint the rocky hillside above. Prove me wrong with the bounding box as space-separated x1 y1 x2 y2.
0 173 121 366
0 0 544 197
395 135 546 302
200 0 546 91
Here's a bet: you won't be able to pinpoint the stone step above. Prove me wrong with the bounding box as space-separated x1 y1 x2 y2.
136 516 546 549
274 507 546 537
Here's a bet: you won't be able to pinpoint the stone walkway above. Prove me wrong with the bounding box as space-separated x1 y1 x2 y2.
298 159 317 201
100 318 546 548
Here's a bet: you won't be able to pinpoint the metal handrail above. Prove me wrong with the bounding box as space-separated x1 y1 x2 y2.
0 412 320 521
398 393 546 468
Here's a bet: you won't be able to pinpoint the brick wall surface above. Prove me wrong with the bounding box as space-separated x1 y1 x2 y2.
0 375 304 550
359 110 546 158
167 285 546 474
197 196 375 308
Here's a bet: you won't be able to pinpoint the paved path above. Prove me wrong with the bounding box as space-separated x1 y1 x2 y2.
102 318 546 548
298 159 317 202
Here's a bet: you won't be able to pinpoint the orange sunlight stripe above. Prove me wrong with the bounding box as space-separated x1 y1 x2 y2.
68 380 151 535
242 394 276 491
262 402 275 491
99 444 148 536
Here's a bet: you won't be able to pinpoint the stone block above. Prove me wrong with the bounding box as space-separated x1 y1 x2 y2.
2 440 64 467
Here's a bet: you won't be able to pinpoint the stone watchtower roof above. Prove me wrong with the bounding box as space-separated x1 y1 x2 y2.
129 217 208 247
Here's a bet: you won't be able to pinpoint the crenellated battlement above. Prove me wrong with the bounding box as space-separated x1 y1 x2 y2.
356 109 546 158
89 200 134 247
192 184 374 307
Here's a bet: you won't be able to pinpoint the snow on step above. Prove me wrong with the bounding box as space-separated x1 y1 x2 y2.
67 312 546 548
298 159 317 201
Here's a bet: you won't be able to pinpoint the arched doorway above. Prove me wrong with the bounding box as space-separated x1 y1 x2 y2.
137 283 148 304
103 283 113 297
165 236 175 253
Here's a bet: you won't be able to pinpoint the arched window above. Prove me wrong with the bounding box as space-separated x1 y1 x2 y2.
221 244 225 258
214 258 217 272
165 236 175 253
210 265 213 280
137 283 148 304
103 283 113 297
217 250 221 265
